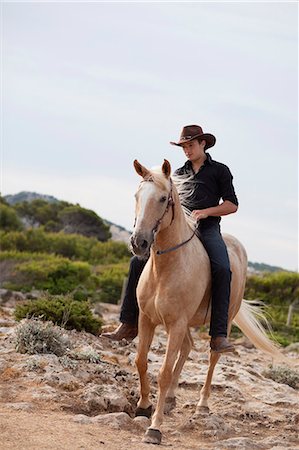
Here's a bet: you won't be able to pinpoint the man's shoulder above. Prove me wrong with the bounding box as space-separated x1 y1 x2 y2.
210 157 232 173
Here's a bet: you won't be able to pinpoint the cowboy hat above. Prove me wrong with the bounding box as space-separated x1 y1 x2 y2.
170 124 216 149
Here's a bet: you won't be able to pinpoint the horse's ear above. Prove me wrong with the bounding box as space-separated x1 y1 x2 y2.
134 160 150 179
162 159 171 179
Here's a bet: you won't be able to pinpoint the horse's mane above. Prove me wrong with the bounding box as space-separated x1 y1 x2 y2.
148 167 197 231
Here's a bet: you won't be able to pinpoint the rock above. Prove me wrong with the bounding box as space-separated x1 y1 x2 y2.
31 386 59 401
260 436 293 448
133 416 150 431
0 289 26 307
42 371 81 391
5 402 34 411
234 336 255 349
215 437 266 449
72 414 93 424
81 384 130 414
92 412 132 429
283 342 299 353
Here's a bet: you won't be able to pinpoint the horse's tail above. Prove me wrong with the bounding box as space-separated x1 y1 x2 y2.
233 299 286 362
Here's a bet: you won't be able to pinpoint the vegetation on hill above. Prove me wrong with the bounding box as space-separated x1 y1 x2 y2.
1 192 298 344
1 194 111 241
0 229 130 263
245 271 299 345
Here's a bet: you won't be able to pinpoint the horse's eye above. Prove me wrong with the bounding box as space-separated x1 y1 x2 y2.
160 196 167 203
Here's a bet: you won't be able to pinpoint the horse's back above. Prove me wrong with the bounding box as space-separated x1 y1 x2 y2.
223 233 247 277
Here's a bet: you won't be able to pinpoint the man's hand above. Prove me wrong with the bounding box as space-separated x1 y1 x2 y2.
191 210 208 221
191 201 238 222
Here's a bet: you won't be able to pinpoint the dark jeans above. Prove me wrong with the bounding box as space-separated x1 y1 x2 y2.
120 222 231 337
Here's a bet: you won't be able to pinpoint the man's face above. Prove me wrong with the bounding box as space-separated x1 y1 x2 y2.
182 139 206 161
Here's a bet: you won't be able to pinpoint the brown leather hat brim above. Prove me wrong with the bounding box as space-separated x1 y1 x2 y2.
170 133 216 150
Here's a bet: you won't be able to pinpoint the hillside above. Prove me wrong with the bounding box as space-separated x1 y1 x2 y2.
3 192 130 244
3 191 291 271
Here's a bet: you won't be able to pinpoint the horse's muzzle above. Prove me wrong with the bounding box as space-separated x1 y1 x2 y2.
130 232 153 258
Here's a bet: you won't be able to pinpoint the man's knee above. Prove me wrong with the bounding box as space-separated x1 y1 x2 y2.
211 263 231 281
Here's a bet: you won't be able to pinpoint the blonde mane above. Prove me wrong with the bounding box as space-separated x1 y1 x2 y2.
148 166 197 231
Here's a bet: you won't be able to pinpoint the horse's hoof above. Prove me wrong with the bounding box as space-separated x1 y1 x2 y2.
195 405 210 416
164 396 176 414
135 405 153 418
142 428 162 445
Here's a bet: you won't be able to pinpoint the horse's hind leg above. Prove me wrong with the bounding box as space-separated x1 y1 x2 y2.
196 350 220 412
165 328 193 412
135 312 155 416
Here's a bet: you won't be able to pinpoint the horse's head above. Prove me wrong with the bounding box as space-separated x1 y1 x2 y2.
130 159 174 258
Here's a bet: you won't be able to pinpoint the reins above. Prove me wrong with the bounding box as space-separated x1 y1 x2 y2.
156 228 197 256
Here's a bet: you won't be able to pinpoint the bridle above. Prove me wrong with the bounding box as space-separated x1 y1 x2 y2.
134 177 196 256
152 178 175 234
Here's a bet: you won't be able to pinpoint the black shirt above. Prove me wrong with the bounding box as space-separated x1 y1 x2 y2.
174 153 238 227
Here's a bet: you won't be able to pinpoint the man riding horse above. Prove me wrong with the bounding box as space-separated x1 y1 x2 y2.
102 124 238 353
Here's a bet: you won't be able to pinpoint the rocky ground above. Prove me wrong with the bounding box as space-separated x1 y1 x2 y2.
0 294 298 450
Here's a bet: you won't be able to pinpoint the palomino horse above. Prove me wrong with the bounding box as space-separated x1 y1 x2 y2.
130 159 282 445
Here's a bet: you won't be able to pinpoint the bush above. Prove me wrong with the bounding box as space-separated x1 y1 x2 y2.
15 319 70 356
0 229 130 263
0 251 92 294
59 205 111 241
262 365 299 389
245 272 299 306
0 204 23 231
245 272 299 346
14 294 102 335
96 263 129 304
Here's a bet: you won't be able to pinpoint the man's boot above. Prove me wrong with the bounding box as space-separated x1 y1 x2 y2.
210 336 234 353
101 322 138 342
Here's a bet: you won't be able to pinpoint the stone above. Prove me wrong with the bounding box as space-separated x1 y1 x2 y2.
31 386 59 401
92 412 132 429
133 416 150 431
5 402 34 411
0 289 26 307
215 437 266 449
42 371 81 391
81 384 130 413
72 414 93 424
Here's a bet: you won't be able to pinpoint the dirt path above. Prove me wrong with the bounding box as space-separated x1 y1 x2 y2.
0 303 298 449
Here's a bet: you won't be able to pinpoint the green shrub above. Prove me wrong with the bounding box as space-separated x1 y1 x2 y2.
96 263 129 304
262 365 299 389
0 251 92 294
17 259 91 294
245 272 299 346
89 240 130 264
14 294 102 335
245 272 299 306
0 229 130 264
0 204 23 231
15 319 70 356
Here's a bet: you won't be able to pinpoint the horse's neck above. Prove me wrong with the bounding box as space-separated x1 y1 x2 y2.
153 188 192 256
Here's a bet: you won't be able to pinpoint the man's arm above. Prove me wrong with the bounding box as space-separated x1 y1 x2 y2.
191 200 238 221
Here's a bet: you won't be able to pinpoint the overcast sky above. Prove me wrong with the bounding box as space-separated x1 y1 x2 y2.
1 1 298 271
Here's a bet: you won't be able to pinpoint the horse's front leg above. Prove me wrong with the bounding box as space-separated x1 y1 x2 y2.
144 321 187 445
135 312 156 418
